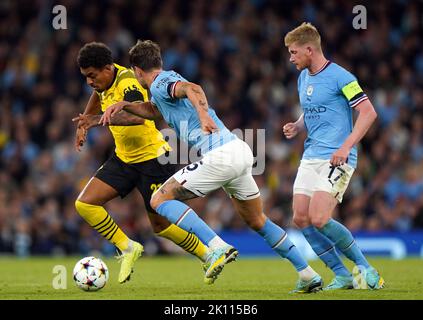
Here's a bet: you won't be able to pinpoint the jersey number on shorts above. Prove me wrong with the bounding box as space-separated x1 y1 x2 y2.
181 160 203 174
328 165 346 187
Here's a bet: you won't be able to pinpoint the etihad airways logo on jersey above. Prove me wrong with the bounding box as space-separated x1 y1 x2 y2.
304 106 327 120
304 106 327 114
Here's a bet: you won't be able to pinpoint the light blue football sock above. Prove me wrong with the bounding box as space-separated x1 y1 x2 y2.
257 219 308 272
318 219 370 268
302 225 351 277
155 200 216 245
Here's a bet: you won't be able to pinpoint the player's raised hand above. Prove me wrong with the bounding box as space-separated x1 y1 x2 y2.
283 122 299 139
72 114 98 130
74 126 87 152
200 114 219 134
99 101 127 126
72 114 87 152
330 146 350 167
72 113 84 125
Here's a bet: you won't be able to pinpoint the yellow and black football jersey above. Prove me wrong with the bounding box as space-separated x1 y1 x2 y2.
97 63 170 163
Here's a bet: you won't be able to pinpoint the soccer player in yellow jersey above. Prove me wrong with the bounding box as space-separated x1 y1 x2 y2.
72 42 211 284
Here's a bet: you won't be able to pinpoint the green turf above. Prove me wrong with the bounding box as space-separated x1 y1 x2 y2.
0 256 422 300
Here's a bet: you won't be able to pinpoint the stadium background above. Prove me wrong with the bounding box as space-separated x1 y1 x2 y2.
0 0 422 259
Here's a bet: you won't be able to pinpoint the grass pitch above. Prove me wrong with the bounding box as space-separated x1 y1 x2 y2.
0 256 422 300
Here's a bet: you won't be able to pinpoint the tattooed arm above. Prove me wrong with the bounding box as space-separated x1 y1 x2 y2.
173 81 218 134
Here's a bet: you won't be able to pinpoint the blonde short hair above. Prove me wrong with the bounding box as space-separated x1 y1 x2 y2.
284 22 321 50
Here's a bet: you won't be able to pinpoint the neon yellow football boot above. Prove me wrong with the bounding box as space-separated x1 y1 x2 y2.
117 241 144 283
203 246 238 284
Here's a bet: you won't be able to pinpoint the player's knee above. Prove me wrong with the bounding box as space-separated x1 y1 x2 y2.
150 193 164 211
76 193 100 206
310 216 329 229
292 212 310 229
244 213 266 231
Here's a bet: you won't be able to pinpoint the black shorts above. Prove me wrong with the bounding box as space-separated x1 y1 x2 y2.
95 153 177 213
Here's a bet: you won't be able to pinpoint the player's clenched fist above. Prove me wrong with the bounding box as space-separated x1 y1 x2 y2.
283 122 299 139
330 146 350 167
200 113 219 135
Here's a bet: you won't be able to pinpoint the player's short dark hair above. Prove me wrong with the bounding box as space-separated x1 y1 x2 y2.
77 42 113 69
129 40 162 71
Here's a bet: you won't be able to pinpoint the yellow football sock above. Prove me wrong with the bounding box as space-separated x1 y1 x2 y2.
75 200 129 252
156 224 209 262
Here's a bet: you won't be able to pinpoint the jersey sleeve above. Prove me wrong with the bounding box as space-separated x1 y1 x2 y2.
337 69 368 108
117 77 147 103
150 73 182 104
153 80 180 100
166 81 181 99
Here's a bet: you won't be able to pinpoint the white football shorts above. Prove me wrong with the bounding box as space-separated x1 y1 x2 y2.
293 159 355 202
172 138 260 201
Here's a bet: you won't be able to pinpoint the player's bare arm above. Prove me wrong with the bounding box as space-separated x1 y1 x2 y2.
83 91 102 115
75 91 102 151
283 113 305 139
174 81 218 134
331 100 377 166
99 101 162 125
73 111 145 130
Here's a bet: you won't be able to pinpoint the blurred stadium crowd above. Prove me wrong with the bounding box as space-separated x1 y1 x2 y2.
1 0 423 256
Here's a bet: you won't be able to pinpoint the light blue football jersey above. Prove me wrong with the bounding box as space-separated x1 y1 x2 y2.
297 61 369 168
150 70 236 155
